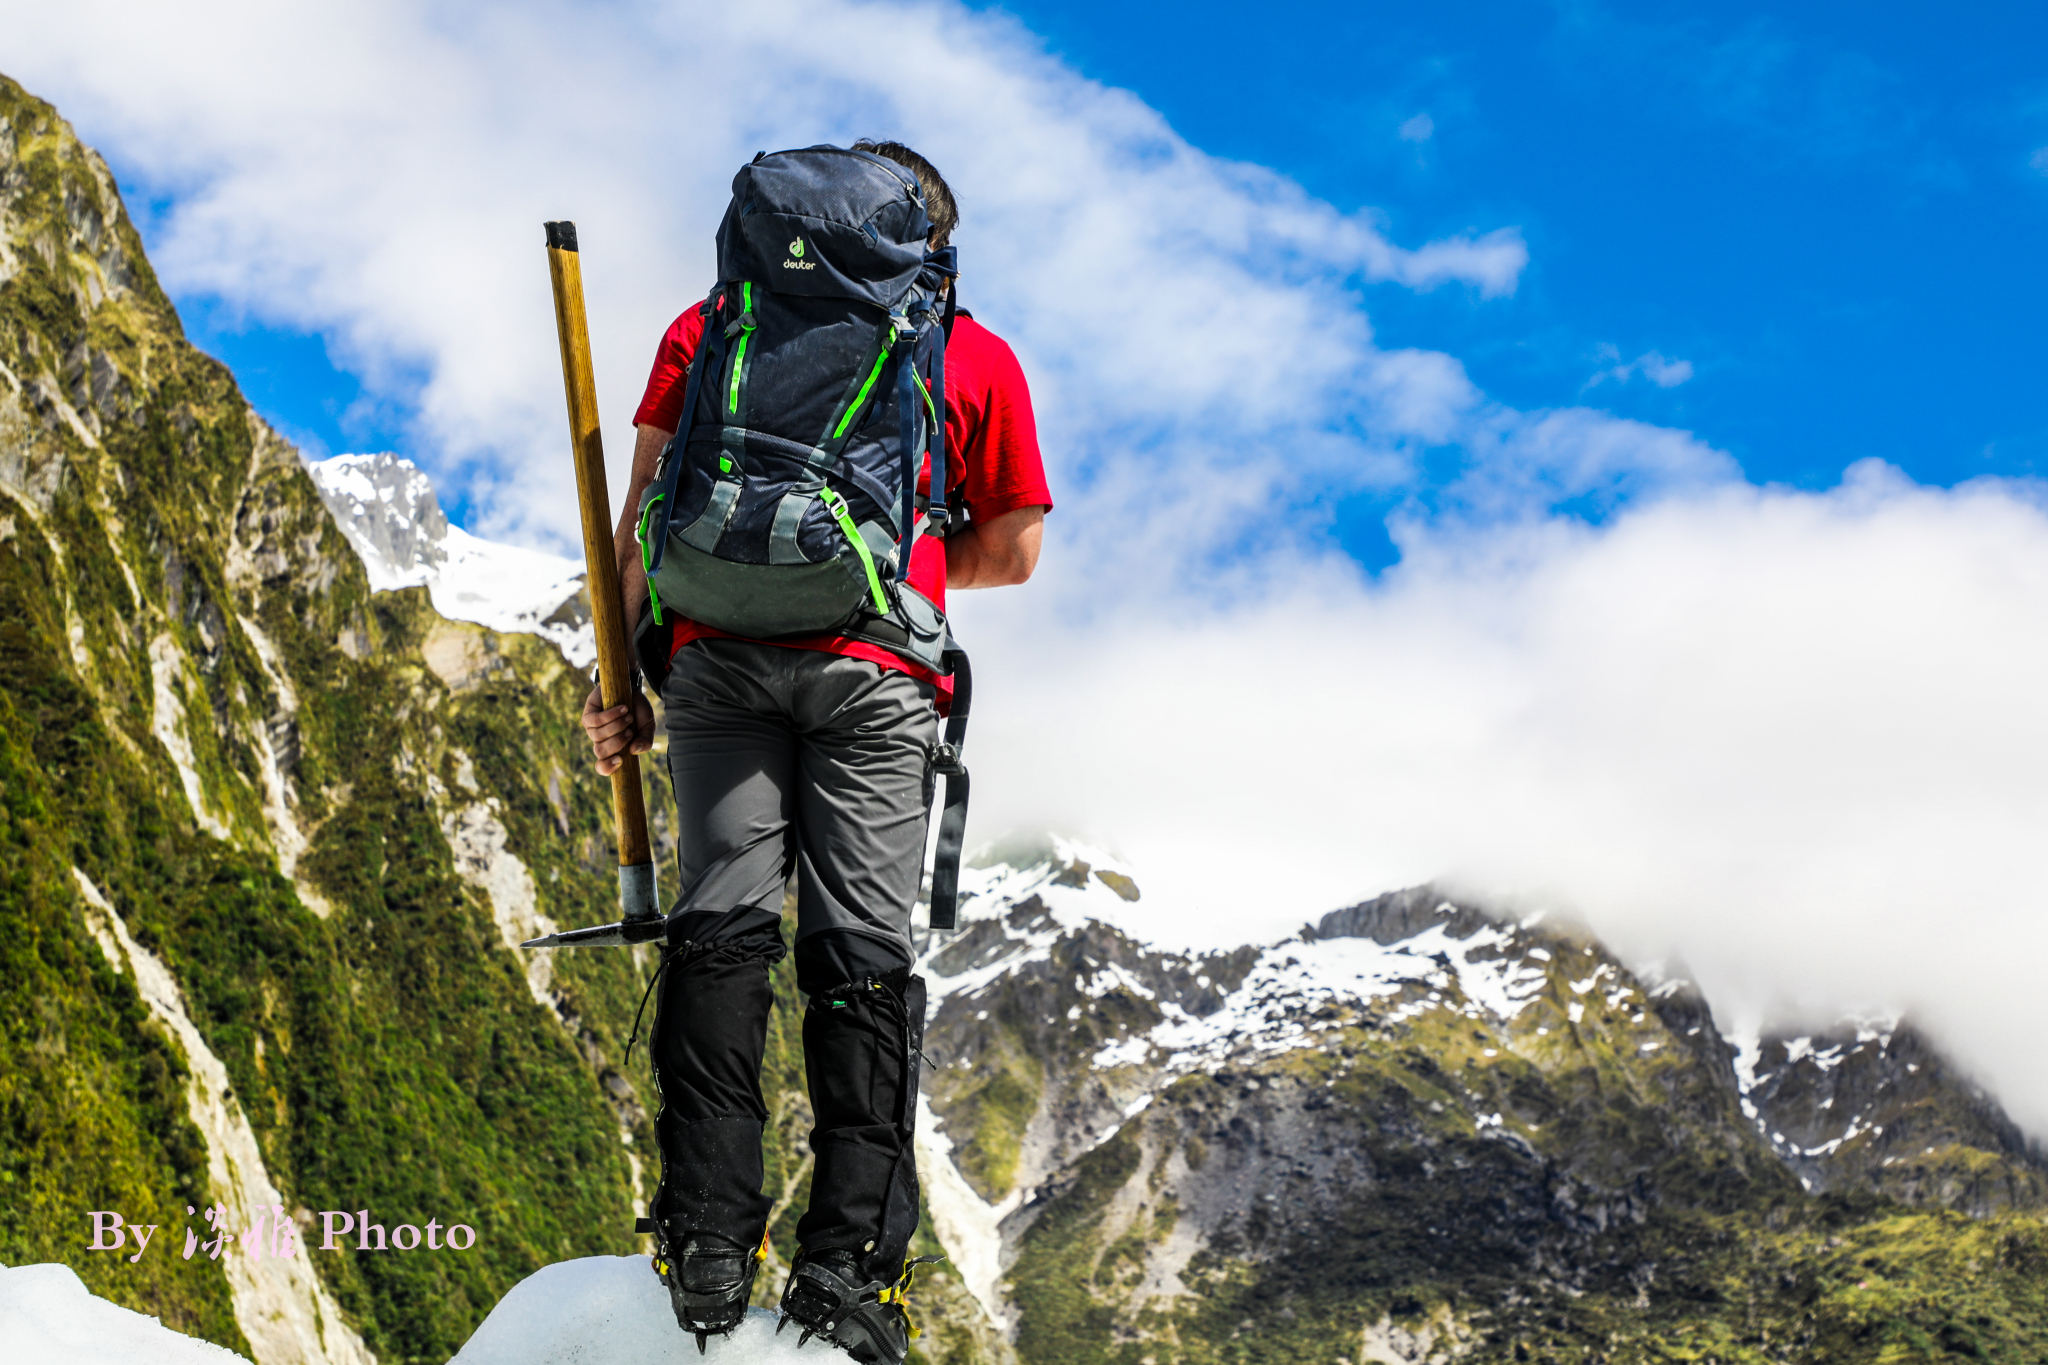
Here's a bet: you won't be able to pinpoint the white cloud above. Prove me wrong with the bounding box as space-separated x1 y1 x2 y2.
957 460 2048 1134
1589 346 1695 390
10 0 2048 1135
1399 112 1436 143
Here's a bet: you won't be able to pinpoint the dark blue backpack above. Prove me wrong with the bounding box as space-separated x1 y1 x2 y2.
636 145 972 928
636 145 960 672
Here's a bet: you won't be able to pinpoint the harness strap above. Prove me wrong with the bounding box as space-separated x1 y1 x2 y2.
927 646 971 931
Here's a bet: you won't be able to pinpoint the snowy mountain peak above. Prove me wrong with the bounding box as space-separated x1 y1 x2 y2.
304 452 449 589
305 453 596 667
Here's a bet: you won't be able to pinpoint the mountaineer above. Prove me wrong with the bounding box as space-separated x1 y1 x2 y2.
580 139 1050 1361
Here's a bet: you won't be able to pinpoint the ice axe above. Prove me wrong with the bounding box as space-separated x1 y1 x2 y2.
524 221 664 950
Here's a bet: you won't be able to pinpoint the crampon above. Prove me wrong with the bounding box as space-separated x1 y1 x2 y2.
776 1249 944 1363
643 1220 769 1354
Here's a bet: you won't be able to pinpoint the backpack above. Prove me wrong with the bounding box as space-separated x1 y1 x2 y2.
636 145 960 671
636 144 972 929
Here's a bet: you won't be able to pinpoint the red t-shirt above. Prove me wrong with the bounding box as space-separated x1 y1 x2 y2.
633 304 1051 703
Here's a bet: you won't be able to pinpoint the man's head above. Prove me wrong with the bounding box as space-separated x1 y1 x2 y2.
854 139 957 250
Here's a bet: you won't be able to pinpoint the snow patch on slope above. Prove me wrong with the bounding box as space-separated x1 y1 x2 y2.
917 836 1153 998
306 453 593 666
1095 917 1547 1079
913 1092 1020 1332
0 1262 251 1365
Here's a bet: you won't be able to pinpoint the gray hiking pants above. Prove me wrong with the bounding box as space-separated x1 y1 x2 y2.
650 638 935 1266
658 637 937 987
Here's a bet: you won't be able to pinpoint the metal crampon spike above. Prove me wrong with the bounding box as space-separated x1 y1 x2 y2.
776 1315 792 1335
797 1328 815 1348
695 1331 708 1355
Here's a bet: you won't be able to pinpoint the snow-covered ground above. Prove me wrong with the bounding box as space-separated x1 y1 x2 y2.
306 453 594 667
451 1256 819 1364
0 1257 832 1365
0 1262 251 1365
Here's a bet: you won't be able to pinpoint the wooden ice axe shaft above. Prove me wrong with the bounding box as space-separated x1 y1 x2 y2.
543 220 659 925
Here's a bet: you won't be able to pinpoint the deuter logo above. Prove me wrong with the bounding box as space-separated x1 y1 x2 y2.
784 236 816 271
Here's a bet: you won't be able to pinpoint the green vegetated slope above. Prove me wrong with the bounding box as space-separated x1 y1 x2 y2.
925 870 2048 1365
0 74 662 1361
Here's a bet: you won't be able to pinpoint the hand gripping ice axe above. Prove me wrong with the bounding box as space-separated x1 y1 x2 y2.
524 221 665 950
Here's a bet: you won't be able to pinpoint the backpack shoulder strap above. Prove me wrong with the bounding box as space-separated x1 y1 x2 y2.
640 288 722 585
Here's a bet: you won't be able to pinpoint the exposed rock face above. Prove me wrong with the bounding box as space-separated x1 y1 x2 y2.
304 452 450 588
1735 1019 2048 1216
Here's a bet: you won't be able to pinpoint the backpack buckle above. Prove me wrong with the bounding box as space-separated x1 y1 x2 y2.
930 743 966 777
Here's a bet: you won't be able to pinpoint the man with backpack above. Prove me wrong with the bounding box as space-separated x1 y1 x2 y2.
580 140 1050 1362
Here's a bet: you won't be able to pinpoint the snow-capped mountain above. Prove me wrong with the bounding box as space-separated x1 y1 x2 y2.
305 453 595 667
909 840 2048 1359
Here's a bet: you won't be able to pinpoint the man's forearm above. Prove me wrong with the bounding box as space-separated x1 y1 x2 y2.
945 504 1045 588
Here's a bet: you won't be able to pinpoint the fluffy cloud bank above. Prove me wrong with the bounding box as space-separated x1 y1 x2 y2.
9 0 2048 1129
961 460 2048 1131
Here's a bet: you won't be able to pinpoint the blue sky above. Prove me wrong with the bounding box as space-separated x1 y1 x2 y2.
977 0 2048 489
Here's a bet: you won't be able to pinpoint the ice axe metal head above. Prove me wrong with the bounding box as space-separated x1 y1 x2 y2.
521 915 669 951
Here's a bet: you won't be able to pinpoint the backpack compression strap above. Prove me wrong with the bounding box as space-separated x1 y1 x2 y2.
927 646 971 931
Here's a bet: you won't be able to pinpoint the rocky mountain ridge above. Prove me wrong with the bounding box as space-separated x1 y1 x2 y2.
916 846 2048 1363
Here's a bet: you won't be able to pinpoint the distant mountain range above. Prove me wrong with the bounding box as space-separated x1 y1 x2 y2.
912 844 2048 1362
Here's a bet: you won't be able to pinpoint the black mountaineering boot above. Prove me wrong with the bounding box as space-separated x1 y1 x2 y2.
777 1248 913 1364
649 1225 761 1354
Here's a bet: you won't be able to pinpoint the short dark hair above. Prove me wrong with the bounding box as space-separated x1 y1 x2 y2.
853 139 957 250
